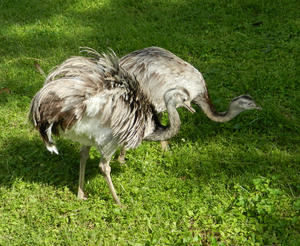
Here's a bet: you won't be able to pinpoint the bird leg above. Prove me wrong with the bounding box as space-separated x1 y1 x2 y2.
117 148 126 165
99 158 122 206
156 113 170 151
160 140 169 151
77 145 90 200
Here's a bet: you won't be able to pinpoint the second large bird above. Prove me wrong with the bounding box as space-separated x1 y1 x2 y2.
118 47 261 159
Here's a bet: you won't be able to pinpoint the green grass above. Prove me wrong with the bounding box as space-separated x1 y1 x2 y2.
0 0 299 245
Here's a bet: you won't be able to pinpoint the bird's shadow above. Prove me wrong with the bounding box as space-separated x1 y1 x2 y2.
0 136 124 196
0 115 297 201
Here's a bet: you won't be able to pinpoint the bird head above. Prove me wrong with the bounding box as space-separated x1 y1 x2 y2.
230 95 262 112
164 88 196 113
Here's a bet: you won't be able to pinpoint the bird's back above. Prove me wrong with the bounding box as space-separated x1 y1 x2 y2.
119 47 207 113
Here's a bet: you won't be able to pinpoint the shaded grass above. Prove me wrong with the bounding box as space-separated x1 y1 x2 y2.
0 0 299 245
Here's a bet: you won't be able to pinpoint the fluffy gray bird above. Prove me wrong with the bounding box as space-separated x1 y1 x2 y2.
29 48 195 205
118 47 261 160
120 46 261 119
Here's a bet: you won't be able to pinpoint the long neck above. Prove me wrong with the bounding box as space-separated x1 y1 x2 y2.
145 104 181 141
193 94 240 123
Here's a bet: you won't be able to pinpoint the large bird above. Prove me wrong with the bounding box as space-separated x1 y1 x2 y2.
118 47 261 160
29 48 195 205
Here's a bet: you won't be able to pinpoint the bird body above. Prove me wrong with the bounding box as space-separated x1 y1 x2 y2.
29 48 194 205
117 47 261 162
120 46 207 113
31 53 155 153
120 47 261 120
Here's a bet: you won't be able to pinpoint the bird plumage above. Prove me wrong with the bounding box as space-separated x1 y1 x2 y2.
29 48 194 205
120 46 261 120
30 50 157 153
116 47 261 162
120 46 207 113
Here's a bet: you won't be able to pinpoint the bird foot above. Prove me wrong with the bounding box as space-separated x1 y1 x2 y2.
117 155 126 165
160 140 169 151
117 148 126 165
77 190 87 200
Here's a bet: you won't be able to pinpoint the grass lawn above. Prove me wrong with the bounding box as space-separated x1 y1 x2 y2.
0 0 299 245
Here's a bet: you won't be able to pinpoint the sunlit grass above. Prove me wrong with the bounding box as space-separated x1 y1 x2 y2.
0 0 299 245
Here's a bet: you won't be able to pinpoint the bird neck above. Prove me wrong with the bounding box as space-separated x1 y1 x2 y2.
213 108 240 122
194 94 241 123
145 103 181 141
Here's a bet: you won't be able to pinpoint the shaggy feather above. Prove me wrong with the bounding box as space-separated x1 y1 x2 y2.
29 50 159 155
120 47 206 113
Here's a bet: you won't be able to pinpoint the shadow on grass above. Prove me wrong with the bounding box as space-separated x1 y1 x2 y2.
1 127 297 198
0 0 298 198
1 0 287 97
1 0 74 25
0 136 125 196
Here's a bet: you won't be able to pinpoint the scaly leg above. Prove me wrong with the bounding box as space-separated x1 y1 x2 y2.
77 145 90 200
157 113 170 151
99 158 121 206
160 140 169 151
117 148 126 164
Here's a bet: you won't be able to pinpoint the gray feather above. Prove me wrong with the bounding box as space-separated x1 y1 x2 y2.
120 46 261 122
29 49 159 157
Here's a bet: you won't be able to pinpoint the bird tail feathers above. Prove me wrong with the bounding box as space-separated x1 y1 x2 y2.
29 99 59 155
46 144 59 155
45 123 59 154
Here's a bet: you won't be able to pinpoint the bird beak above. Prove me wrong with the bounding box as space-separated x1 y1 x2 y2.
255 105 262 110
183 101 196 113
